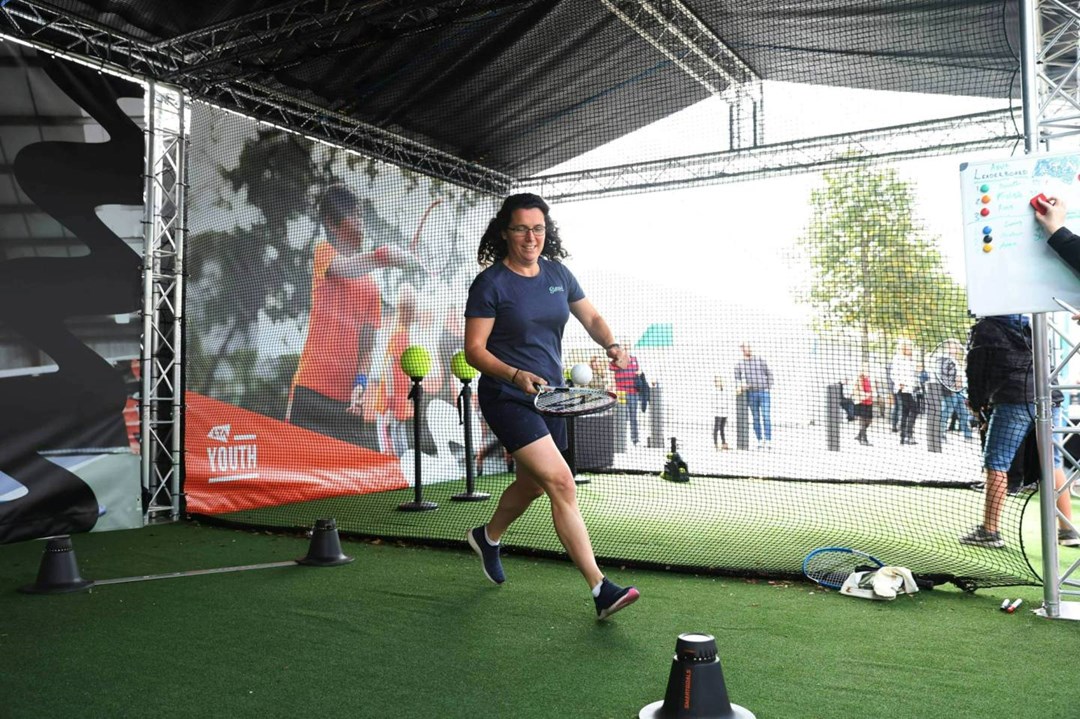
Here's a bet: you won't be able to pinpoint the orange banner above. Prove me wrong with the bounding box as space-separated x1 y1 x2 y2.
185 393 407 514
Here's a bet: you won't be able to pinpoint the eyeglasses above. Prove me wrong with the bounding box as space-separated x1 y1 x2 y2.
506 225 547 238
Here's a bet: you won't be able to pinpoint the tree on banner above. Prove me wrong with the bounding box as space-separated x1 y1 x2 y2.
186 130 327 414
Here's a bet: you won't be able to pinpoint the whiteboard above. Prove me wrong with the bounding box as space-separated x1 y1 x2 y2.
961 151 1080 315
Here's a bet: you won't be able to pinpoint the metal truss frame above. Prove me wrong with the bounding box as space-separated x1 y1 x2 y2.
1021 0 1080 620
141 83 187 523
527 109 1023 202
1043 317 1080 616
1031 0 1080 144
601 0 763 149
0 0 177 76
189 79 515 195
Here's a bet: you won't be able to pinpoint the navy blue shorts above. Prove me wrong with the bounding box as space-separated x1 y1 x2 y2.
984 403 1063 471
478 382 567 453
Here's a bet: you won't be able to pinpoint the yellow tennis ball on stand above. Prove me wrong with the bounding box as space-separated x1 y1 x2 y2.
570 363 592 385
451 350 478 381
400 345 432 380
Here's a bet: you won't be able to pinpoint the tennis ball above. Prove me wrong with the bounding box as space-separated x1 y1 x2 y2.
570 363 592 385
400 345 432 379
451 350 478 381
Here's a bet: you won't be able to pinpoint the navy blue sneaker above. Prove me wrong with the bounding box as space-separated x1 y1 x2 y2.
467 526 505 584
594 577 639 620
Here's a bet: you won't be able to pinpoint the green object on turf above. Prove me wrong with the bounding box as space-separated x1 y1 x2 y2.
400 345 432 379
451 350 478 381
661 438 690 482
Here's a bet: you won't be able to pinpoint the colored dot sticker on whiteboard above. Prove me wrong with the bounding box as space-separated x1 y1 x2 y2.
983 244 993 253
980 208 990 216
981 195 991 204
983 235 993 243
980 184 990 193
983 226 992 235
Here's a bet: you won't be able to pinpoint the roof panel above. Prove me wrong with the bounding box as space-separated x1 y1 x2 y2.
7 0 1026 182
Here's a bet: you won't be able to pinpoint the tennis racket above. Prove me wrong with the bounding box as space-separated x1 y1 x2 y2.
802 546 885 590
929 339 966 396
410 198 449 279
532 384 617 417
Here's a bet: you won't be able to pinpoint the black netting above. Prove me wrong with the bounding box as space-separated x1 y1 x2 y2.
178 0 1077 590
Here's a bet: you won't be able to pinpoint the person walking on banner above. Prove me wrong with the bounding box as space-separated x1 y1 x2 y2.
462 192 639 620
286 184 419 450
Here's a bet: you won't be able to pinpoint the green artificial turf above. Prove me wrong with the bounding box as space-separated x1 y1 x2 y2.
1 522 1078 719
218 472 1066 587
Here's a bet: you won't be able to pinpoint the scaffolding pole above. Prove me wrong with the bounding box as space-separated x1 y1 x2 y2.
1022 0 1080 621
141 83 187 523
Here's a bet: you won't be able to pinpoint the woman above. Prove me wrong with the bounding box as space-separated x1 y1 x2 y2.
609 345 643 445
713 375 730 450
890 339 919 445
462 193 639 620
853 366 874 446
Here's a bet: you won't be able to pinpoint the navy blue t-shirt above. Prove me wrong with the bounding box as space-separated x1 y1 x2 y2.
465 259 585 397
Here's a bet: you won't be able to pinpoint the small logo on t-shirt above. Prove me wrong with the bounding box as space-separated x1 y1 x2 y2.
549 285 565 294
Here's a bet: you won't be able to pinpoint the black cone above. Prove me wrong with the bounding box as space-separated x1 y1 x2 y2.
639 633 755 719
19 535 94 594
297 518 354 567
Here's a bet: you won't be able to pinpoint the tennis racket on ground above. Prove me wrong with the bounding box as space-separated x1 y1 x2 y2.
532 384 617 417
802 546 885 590
929 339 966 396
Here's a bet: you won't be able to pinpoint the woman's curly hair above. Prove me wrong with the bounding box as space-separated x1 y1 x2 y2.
476 193 568 267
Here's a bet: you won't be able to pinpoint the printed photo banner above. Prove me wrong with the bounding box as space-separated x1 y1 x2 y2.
183 104 495 514
0 46 144 544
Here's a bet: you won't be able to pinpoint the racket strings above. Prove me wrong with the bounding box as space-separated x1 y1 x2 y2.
930 346 966 393
536 392 611 413
803 549 883 589
804 555 861 589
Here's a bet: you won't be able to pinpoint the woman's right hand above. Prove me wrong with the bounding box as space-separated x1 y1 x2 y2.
512 369 546 394
1035 195 1068 234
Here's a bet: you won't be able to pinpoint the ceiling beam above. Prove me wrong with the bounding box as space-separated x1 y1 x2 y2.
160 0 532 84
601 0 763 147
526 109 1021 202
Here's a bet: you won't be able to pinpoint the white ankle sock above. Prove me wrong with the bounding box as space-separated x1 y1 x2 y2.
484 527 499 546
591 578 605 597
